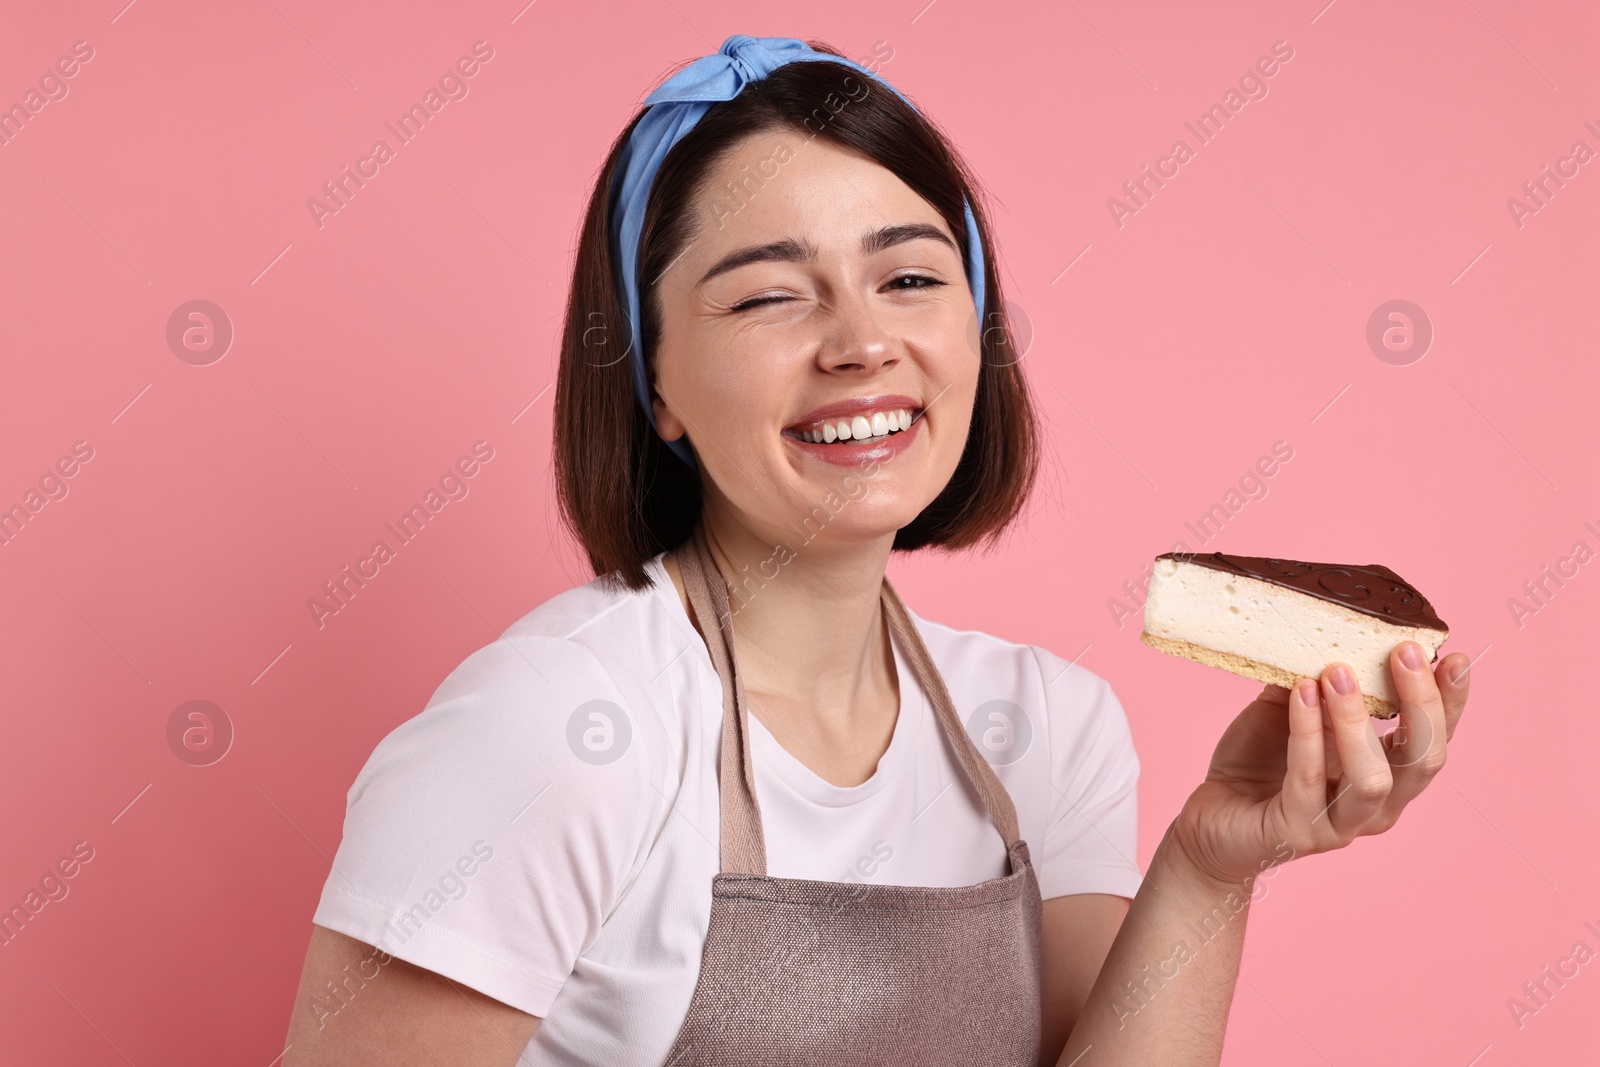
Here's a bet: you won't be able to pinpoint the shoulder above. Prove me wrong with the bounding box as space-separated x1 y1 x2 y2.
905 607 1125 722
427 556 679 723
902 606 1139 779
350 560 683 807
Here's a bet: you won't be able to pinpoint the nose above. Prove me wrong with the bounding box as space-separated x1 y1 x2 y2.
815 289 898 374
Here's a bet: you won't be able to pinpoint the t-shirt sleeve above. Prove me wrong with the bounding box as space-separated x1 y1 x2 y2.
1030 647 1144 901
311 634 661 1019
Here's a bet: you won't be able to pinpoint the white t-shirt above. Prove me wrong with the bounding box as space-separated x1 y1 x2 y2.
313 551 1143 1065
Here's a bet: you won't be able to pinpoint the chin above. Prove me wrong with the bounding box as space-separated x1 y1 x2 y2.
783 491 934 544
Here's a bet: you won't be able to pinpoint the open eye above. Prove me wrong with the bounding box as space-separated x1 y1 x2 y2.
887 273 948 292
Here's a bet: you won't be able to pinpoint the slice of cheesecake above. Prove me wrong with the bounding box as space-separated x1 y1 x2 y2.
1139 552 1449 718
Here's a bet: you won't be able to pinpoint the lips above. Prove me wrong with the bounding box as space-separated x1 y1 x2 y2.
782 394 923 433
784 407 914 444
781 404 924 465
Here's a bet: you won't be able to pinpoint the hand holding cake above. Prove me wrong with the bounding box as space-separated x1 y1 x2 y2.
1138 548 1474 890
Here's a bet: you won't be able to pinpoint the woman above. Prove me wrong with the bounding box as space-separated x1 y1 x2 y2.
284 35 1471 1066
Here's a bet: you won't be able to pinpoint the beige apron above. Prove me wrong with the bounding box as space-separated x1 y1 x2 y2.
662 522 1044 1066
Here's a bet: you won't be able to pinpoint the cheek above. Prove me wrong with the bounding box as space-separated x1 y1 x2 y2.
935 324 983 460
709 345 781 407
690 342 794 449
929 309 984 410
964 305 983 360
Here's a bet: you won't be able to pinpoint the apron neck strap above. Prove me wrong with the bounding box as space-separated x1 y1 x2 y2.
676 521 1024 877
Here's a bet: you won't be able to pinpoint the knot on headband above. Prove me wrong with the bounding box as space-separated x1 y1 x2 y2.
607 34 986 470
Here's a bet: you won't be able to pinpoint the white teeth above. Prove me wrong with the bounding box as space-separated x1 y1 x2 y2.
793 407 915 444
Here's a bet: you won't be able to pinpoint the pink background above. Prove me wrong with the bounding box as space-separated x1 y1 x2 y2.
2 0 1595 1063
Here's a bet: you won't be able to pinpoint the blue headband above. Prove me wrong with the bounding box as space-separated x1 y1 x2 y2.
608 33 987 470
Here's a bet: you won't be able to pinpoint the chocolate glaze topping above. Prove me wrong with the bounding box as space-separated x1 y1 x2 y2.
1155 552 1449 632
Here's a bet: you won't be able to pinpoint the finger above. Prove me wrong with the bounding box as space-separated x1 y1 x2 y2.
1321 662 1392 838
1281 678 1331 840
1435 652 1472 741
1259 683 1291 706
1374 641 1450 824
1319 695 1344 785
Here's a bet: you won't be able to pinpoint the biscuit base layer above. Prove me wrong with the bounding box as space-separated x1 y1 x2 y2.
1139 631 1399 719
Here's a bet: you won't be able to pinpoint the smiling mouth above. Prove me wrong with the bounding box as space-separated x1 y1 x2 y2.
782 407 924 445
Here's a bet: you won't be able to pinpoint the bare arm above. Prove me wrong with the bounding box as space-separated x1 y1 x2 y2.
283 924 541 1066
1054 822 1252 1064
1038 893 1131 1064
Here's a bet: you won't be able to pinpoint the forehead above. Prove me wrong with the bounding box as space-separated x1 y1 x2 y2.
685 133 955 255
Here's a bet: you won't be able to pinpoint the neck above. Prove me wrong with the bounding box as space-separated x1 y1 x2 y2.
675 506 899 717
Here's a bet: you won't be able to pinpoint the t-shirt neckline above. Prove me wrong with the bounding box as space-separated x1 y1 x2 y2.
643 552 922 807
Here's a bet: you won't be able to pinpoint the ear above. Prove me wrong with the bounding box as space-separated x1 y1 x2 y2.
651 392 687 443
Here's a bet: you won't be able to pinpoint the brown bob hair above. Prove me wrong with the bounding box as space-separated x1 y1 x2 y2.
554 40 1039 592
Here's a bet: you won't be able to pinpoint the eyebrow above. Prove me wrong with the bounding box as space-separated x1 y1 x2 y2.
693 223 958 289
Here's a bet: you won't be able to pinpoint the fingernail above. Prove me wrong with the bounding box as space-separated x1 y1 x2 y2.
1400 642 1424 671
1329 665 1356 696
1297 679 1318 706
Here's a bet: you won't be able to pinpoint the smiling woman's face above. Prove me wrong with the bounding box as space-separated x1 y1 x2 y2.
649 130 983 546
